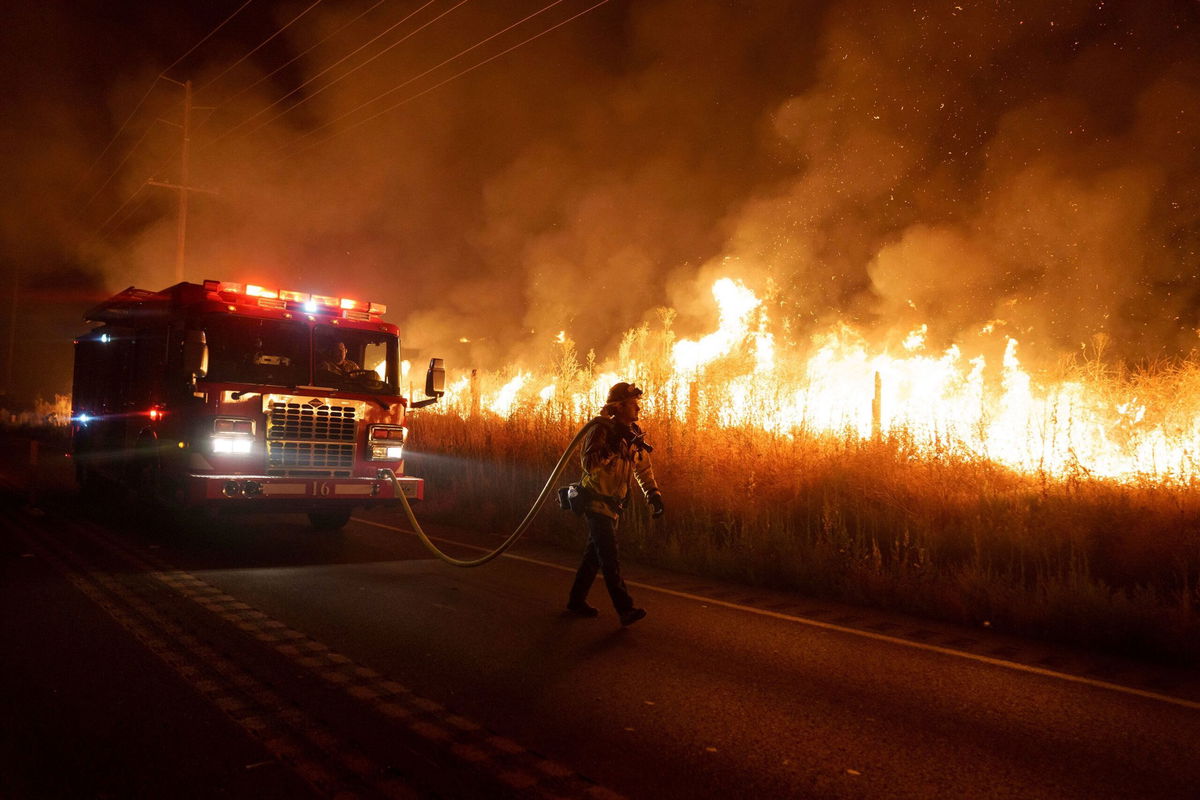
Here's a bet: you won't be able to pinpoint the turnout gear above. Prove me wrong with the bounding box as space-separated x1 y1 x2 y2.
579 415 660 521
648 491 664 518
605 381 644 406
568 380 666 624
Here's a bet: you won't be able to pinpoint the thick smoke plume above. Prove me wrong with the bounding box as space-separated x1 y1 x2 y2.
1 0 1198 401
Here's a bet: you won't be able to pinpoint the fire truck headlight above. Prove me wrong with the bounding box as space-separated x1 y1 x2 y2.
368 425 405 460
212 436 253 455
369 444 404 461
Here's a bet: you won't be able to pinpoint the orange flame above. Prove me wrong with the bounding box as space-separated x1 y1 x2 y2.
438 278 1200 483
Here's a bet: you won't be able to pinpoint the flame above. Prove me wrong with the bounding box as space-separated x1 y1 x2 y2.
434 278 1200 484
488 373 529 417
672 278 760 372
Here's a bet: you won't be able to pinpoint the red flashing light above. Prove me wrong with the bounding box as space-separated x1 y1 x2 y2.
149 408 163 421
204 279 386 318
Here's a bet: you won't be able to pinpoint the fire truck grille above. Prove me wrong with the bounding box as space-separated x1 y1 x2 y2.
266 402 357 476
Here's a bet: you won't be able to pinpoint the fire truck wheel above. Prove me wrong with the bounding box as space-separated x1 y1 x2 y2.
76 463 102 499
308 509 352 531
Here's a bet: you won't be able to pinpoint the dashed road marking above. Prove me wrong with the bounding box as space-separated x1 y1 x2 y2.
9 517 413 800
56 514 610 799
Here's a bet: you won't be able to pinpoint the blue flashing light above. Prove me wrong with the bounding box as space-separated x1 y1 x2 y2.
76 413 91 425
100 334 110 343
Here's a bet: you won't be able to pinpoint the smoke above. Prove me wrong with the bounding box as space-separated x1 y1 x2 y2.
724 0 1200 361
2 0 1199 401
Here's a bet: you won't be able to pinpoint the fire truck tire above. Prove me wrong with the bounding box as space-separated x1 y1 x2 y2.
308 509 352 531
76 463 103 499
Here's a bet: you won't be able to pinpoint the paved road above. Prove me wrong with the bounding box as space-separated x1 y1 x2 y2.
3 438 1199 798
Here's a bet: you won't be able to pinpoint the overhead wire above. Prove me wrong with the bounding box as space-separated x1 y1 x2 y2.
160 0 258 82
76 0 256 231
75 0 256 194
283 0 568 154
290 0 614 159
84 0 615 249
84 184 151 246
236 0 473 142
71 81 165 196
195 0 390 121
77 119 167 215
204 0 445 149
83 144 183 245
196 0 324 95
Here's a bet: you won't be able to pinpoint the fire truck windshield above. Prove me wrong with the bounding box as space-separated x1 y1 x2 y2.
199 316 401 395
204 316 309 387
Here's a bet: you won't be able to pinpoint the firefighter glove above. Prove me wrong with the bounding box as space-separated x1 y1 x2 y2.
648 491 665 518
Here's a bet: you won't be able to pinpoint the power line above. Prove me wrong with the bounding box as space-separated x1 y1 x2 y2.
82 136 185 246
196 0 391 124
161 0 257 82
85 182 152 245
77 117 169 215
71 80 165 195
286 0 568 154
291 0 614 159
74 0 256 197
205 0 445 149
196 0 324 95
238 0 473 141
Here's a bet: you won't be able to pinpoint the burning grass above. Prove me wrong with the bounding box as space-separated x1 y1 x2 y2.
405 277 1200 662
407 399 1200 666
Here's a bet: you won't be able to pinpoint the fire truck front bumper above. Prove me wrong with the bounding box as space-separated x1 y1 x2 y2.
186 474 424 507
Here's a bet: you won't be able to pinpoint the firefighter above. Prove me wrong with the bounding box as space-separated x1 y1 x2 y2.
566 382 664 626
320 341 360 376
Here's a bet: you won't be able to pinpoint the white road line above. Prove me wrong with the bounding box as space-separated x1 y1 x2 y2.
353 516 1200 714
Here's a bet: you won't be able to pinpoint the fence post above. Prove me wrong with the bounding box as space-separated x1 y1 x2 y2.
470 369 481 418
872 371 882 441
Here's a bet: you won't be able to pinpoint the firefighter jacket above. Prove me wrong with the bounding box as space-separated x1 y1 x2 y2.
580 415 659 520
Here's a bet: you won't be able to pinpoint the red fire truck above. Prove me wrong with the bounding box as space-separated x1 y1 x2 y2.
70 279 444 530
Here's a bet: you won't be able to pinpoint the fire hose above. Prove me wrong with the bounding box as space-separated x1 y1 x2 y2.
376 418 601 567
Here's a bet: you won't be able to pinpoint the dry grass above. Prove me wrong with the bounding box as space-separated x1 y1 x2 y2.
406 409 1200 665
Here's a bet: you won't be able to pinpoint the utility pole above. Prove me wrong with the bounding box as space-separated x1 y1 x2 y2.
177 79 191 283
4 271 16 398
149 78 215 285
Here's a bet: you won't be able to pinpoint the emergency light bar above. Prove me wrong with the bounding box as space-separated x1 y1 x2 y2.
202 279 386 319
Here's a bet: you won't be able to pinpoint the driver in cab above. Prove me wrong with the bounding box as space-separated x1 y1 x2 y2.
320 342 360 377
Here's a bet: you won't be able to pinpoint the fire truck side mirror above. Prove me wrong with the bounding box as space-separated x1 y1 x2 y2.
425 358 445 398
184 330 209 379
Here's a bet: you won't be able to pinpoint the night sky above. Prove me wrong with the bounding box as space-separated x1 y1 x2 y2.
2 0 1198 404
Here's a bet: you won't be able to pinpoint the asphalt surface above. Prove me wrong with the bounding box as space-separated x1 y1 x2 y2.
3 433 1200 799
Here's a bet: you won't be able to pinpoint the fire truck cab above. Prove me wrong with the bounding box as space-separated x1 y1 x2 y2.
70 279 443 530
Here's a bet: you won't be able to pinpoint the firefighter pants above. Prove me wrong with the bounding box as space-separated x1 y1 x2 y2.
569 511 633 613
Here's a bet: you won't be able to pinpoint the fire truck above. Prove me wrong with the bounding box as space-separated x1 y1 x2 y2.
70 279 444 530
